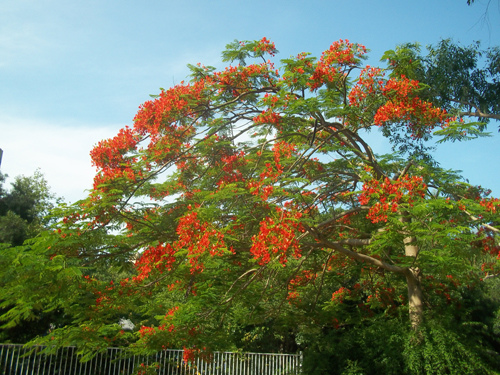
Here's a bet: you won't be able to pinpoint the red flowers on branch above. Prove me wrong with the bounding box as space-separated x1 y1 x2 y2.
373 76 452 138
358 175 427 223
250 208 303 265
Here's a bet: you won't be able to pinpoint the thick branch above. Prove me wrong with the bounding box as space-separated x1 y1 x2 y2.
306 226 405 274
465 211 500 234
337 238 372 247
316 207 367 229
449 98 500 121
460 111 500 121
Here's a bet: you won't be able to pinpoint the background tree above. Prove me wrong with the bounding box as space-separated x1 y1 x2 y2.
0 170 64 343
1 39 499 373
382 39 500 132
0 170 59 246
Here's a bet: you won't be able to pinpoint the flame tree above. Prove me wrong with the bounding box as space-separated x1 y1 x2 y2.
1 38 499 372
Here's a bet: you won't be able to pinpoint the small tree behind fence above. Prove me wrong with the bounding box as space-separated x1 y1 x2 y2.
0 344 302 375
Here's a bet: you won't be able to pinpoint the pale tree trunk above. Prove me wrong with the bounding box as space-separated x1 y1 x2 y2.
405 265 423 330
401 217 424 330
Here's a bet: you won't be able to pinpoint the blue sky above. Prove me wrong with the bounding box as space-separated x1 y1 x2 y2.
1 0 499 202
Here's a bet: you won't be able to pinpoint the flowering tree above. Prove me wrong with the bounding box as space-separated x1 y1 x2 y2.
1 38 499 372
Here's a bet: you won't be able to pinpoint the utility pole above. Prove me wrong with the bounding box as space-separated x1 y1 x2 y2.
0 148 3 168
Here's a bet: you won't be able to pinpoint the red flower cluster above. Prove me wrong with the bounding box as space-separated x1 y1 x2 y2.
253 108 282 126
308 39 367 90
216 150 247 187
365 285 397 309
479 197 500 213
348 66 384 107
358 175 427 223
90 79 207 192
133 209 226 279
245 141 296 201
477 229 500 258
134 243 176 282
90 126 141 189
212 63 273 96
261 92 281 107
287 270 317 303
373 77 451 138
331 286 350 303
134 81 205 137
253 37 277 57
138 325 157 338
91 126 139 170
272 140 296 174
176 211 226 274
250 208 303 265
138 306 179 341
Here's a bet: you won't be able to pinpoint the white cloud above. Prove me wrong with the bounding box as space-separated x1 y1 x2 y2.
0 115 120 203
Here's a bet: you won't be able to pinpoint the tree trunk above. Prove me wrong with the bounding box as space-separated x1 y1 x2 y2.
401 215 424 330
405 266 423 330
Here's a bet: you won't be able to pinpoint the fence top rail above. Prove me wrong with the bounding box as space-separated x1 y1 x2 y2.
0 343 301 357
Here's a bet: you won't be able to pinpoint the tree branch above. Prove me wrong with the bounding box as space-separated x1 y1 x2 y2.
305 225 405 274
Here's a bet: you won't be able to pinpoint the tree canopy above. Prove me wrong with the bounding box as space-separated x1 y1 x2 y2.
1 38 499 373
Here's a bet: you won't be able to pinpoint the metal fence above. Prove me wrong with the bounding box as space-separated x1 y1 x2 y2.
0 344 302 375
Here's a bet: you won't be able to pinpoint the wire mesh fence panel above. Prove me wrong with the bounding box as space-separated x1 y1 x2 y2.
0 344 302 375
